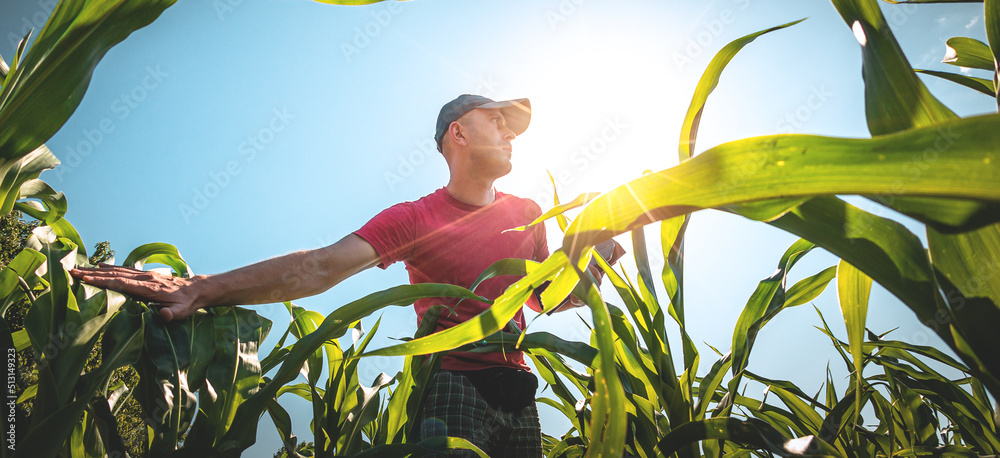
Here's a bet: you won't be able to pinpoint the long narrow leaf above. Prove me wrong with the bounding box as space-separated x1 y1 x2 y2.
679 19 804 160
837 259 872 420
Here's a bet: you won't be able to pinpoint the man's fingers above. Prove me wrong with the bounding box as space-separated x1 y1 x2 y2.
158 303 193 322
71 267 156 282
158 306 175 321
90 264 145 274
77 276 159 299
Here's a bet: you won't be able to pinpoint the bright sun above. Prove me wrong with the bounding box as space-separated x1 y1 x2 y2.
496 29 687 210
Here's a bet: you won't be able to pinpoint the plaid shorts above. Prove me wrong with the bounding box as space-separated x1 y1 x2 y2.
418 369 543 457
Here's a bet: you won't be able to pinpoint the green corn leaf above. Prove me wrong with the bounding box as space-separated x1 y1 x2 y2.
341 372 394 454
0 0 177 162
13 179 67 225
87 394 128 458
276 383 318 402
0 145 59 219
185 307 267 450
283 302 325 387
528 352 588 416
833 0 1000 397
660 215 686 321
122 242 193 277
832 0 957 135
379 305 445 445
459 331 598 368
673 24 805 423
24 238 118 420
562 113 1000 263
943 37 996 71
46 218 86 257
927 14 1000 400
743 371 831 414
547 171 570 233
0 247 46 318
887 370 956 448
812 305 863 377
607 306 659 408
881 361 1000 444
134 311 199 454
360 253 563 358
731 395 805 440
560 124 998 388
575 276 627 458
869 390 903 454
694 353 732 421
837 259 873 420
348 436 489 458
594 245 671 395
764 386 827 438
265 398 298 457
537 259 581 315
18 297 141 458
1 31 29 93
916 69 995 97
0 51 8 84
927 224 1000 394
679 19 804 160
631 227 659 318
656 417 843 458
16 388 93 458
824 365 838 409
784 266 837 309
513 191 601 232
181 310 217 394
819 387 873 449
220 283 483 453
863 339 968 372
896 446 983 457
986 0 1000 107
467 257 537 291
731 239 815 377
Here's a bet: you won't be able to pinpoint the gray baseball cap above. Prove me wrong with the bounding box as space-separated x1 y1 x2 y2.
434 94 531 151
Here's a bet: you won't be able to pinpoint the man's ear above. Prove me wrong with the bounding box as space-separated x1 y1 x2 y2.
449 121 467 147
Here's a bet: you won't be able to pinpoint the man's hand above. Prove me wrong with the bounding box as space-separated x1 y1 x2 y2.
70 264 204 321
532 238 627 313
594 239 626 267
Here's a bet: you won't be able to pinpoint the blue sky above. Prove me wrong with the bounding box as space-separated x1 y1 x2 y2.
2 0 995 454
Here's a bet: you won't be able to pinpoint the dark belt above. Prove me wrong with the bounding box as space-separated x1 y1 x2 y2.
456 367 538 413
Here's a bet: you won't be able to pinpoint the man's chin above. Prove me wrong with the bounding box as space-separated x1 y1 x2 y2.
498 161 513 177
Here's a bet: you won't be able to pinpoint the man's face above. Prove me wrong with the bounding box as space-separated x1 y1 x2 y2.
456 107 517 179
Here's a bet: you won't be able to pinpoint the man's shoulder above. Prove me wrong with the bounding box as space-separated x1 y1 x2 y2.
382 188 444 211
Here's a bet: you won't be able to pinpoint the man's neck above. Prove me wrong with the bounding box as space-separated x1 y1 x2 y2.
445 180 496 207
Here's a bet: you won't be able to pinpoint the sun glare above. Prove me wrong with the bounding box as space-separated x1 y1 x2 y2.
498 27 686 210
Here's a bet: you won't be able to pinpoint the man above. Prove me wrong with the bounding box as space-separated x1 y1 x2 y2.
72 94 622 457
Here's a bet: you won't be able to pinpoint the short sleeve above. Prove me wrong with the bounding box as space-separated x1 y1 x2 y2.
353 202 416 269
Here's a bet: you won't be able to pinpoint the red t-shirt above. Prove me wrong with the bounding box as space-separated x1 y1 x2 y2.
354 187 547 371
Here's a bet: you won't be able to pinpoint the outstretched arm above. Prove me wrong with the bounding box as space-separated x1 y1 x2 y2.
70 234 380 321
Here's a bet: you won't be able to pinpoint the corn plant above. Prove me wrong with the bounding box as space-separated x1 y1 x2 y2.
5 0 1000 456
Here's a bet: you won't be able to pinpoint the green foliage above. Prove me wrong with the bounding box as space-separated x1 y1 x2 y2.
0 211 38 269
1 212 144 456
2 0 999 456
